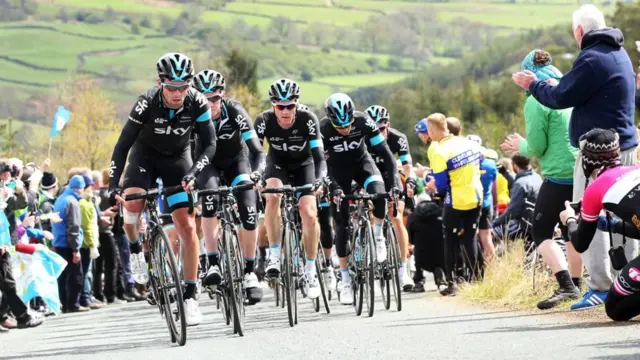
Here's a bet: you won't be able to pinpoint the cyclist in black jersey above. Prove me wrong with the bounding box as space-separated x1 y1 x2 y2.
255 79 327 299
321 93 398 305
191 69 265 304
109 53 215 326
366 105 416 291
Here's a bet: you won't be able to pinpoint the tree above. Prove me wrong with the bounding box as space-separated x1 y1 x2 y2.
56 7 69 23
224 47 259 96
55 78 121 171
140 16 152 28
301 70 313 81
104 5 116 22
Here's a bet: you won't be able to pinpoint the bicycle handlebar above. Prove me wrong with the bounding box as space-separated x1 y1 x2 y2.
124 185 194 215
334 189 399 217
197 182 255 196
261 184 313 194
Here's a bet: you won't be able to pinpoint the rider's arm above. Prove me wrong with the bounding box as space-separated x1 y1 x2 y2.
235 103 266 173
567 180 605 253
396 133 415 178
187 95 216 177
372 141 398 191
254 112 266 147
109 96 146 191
308 114 327 179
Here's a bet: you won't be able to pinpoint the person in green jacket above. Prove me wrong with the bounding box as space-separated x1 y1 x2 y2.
501 49 582 310
78 174 103 310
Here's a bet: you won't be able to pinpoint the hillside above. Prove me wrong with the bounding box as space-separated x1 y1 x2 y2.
0 0 622 124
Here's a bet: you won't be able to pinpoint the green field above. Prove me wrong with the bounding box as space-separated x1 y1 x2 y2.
315 72 411 87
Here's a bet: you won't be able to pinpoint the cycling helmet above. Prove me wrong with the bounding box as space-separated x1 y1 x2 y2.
156 52 194 82
269 79 300 103
414 118 428 134
192 69 225 94
325 93 355 128
365 105 389 124
580 128 621 178
297 104 309 112
467 134 482 146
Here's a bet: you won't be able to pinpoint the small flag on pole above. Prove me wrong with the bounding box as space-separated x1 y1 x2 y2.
50 105 71 139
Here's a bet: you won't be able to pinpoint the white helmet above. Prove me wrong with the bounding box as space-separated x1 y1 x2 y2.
466 134 482 147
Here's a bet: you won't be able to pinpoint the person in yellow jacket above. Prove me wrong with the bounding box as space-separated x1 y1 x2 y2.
78 174 103 310
495 158 515 215
425 113 483 297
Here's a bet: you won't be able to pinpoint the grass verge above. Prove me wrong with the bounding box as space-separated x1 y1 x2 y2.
459 241 566 310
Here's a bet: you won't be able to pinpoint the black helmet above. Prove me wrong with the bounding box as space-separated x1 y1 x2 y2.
365 105 389 124
156 52 194 82
325 93 355 128
268 79 300 103
192 69 225 94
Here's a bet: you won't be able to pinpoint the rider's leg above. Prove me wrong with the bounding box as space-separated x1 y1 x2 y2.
332 192 353 305
265 177 284 276
317 204 336 290
360 171 387 263
391 199 414 289
478 206 496 261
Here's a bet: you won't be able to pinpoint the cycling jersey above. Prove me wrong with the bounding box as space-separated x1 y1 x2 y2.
320 111 397 190
109 87 216 195
429 135 483 211
368 127 412 167
191 98 265 172
255 108 327 180
480 158 497 209
570 165 640 252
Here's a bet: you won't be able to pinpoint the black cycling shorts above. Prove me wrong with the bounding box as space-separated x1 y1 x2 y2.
264 154 315 196
196 156 258 230
532 179 572 246
605 255 640 321
478 206 493 230
123 144 192 212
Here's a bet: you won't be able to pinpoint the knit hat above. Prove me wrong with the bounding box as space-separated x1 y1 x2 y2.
69 175 86 190
580 128 621 178
41 172 58 190
521 49 552 73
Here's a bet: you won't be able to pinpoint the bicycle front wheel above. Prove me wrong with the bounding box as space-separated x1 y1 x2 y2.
223 223 245 337
364 221 376 318
387 223 402 312
283 223 297 327
154 228 187 346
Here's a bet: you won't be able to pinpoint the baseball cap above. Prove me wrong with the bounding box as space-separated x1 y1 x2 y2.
414 119 429 134
69 175 86 190
81 174 94 187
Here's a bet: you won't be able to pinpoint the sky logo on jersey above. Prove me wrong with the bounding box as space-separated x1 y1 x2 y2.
235 115 249 131
154 125 191 136
134 99 148 115
271 142 307 152
218 131 237 140
195 155 210 171
332 140 362 152
306 120 316 136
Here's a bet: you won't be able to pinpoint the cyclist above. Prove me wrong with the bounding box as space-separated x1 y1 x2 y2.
109 52 215 326
322 94 398 305
191 69 265 304
425 113 483 296
365 105 415 291
255 78 327 299
558 128 640 321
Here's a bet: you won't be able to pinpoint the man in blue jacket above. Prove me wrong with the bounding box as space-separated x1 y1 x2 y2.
512 4 639 311
52 175 86 313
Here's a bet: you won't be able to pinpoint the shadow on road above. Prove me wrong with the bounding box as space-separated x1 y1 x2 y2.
466 320 640 335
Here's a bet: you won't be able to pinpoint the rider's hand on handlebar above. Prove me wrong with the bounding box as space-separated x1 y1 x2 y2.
405 177 416 198
332 189 344 204
109 188 125 206
312 177 327 197
250 171 264 191
181 174 196 192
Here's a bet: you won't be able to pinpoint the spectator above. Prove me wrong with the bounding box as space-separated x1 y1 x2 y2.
503 49 582 310
0 245 44 330
495 158 514 215
446 117 462 136
94 170 121 304
52 175 86 313
513 4 639 310
38 170 58 235
492 155 542 242
478 147 498 261
78 174 102 310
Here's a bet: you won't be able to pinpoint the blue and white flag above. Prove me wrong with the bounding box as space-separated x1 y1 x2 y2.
50 105 71 139
12 248 67 314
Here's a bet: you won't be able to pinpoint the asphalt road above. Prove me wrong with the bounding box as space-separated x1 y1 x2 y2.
2 278 640 360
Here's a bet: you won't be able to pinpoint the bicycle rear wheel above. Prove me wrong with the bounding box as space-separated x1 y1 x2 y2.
364 222 376 318
154 228 187 346
387 223 402 312
217 236 232 326
223 224 245 336
352 226 364 316
316 248 331 314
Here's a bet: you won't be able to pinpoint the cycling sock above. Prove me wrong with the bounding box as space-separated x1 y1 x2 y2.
269 244 281 259
245 258 255 274
341 269 351 284
183 281 197 300
555 270 574 290
207 252 219 267
199 254 207 271
305 258 316 277
259 246 267 259
129 238 142 254
399 260 407 276
373 223 383 238
144 252 150 264
572 277 583 290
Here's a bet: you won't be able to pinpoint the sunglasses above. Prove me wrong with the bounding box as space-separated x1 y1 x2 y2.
378 120 390 129
206 95 223 103
162 82 190 92
331 122 351 130
274 103 297 111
